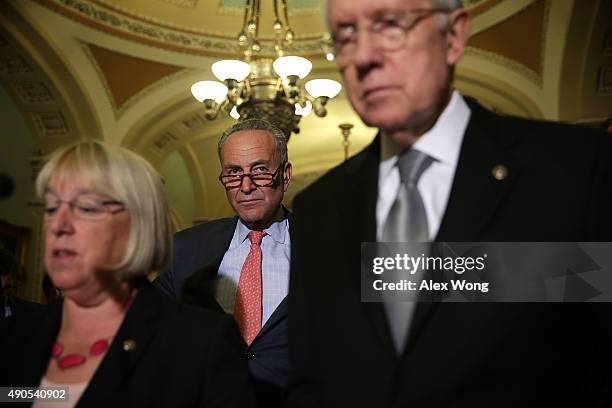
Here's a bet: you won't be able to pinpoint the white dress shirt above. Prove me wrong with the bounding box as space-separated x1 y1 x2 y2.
376 91 472 241
215 215 290 325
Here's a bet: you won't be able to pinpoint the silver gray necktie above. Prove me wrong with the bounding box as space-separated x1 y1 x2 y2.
382 149 433 353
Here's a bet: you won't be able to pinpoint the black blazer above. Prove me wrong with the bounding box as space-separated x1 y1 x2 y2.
155 216 290 404
1 295 42 321
0 281 255 408
286 100 612 407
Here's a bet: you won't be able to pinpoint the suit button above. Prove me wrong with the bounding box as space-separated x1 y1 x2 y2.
245 350 255 359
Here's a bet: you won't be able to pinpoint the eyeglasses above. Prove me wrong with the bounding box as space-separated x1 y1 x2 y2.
31 196 125 221
219 163 285 191
331 8 450 65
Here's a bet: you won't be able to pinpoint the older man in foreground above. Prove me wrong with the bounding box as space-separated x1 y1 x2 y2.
287 0 612 407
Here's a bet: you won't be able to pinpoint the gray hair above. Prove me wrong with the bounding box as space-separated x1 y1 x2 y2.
218 119 289 164
431 0 462 28
36 141 173 280
322 0 463 31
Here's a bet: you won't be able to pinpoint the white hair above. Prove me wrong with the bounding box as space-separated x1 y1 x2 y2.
322 0 463 31
36 141 173 280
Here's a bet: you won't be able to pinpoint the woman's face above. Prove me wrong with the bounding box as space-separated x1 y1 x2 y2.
43 175 130 299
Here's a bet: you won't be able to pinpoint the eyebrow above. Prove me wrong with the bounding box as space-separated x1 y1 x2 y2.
43 187 100 197
223 160 270 170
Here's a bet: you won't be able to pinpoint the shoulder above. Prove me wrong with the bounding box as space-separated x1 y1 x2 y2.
467 99 609 148
141 281 230 330
0 302 48 340
294 137 378 209
167 299 233 334
152 289 241 356
174 217 237 243
10 296 44 314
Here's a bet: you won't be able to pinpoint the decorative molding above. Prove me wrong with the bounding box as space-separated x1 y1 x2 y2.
81 42 190 118
13 81 54 104
32 111 69 137
462 0 487 6
29 151 46 181
0 55 33 76
41 0 324 57
219 0 322 15
598 65 612 93
156 0 199 8
465 46 542 87
182 114 204 131
153 131 179 152
604 30 612 57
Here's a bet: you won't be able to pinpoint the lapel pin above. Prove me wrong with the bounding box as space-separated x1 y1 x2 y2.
491 165 508 181
122 339 136 352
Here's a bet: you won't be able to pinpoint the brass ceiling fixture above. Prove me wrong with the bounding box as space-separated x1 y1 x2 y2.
338 123 353 161
190 0 341 139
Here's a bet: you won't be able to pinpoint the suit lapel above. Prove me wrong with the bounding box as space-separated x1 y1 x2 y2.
340 135 397 357
78 281 161 406
401 101 522 357
196 217 238 280
181 218 238 311
257 296 287 338
436 101 520 241
22 302 62 385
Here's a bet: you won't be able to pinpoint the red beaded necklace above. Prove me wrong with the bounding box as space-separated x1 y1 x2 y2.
51 292 135 370
51 339 110 370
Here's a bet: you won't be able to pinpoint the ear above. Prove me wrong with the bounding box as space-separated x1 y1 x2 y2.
445 9 471 66
282 162 292 192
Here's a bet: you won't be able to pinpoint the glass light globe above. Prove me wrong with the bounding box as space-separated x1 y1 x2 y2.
230 106 240 120
273 56 312 79
212 60 250 82
190 81 228 103
301 100 313 117
294 100 312 117
305 79 342 98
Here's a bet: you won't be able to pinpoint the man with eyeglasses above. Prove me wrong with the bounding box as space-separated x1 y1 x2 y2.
287 0 612 407
156 119 292 407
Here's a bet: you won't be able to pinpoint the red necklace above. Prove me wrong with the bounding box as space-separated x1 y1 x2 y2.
51 339 110 370
51 291 135 370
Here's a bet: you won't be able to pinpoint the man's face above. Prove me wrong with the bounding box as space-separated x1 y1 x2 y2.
220 130 292 230
327 0 469 137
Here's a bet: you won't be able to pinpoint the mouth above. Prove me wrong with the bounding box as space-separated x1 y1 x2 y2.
362 86 395 100
238 199 262 207
49 248 78 264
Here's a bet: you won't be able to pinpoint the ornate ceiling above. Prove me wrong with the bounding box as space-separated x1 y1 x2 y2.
1 0 611 229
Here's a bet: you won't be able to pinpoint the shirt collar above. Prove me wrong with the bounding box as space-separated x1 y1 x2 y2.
236 208 289 245
380 91 471 176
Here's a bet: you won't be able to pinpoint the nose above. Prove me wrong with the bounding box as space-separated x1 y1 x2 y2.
48 203 75 236
352 29 382 74
239 174 257 194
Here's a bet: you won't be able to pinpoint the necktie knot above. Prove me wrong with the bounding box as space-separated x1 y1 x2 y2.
397 149 433 188
248 230 266 246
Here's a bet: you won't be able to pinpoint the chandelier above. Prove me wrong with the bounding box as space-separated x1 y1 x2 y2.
190 0 342 139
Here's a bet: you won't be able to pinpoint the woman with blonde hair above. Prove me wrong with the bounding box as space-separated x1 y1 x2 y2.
1 141 254 407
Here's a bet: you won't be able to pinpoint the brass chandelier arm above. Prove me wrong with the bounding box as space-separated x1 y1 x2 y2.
190 0 342 138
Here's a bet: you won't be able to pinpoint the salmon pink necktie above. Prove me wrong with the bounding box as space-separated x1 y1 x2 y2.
234 230 266 345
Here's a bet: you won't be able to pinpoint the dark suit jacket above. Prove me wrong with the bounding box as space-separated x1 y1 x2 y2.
1 295 42 320
155 216 290 405
0 281 255 408
287 99 612 407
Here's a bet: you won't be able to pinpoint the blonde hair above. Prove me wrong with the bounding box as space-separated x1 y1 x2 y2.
36 140 172 279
